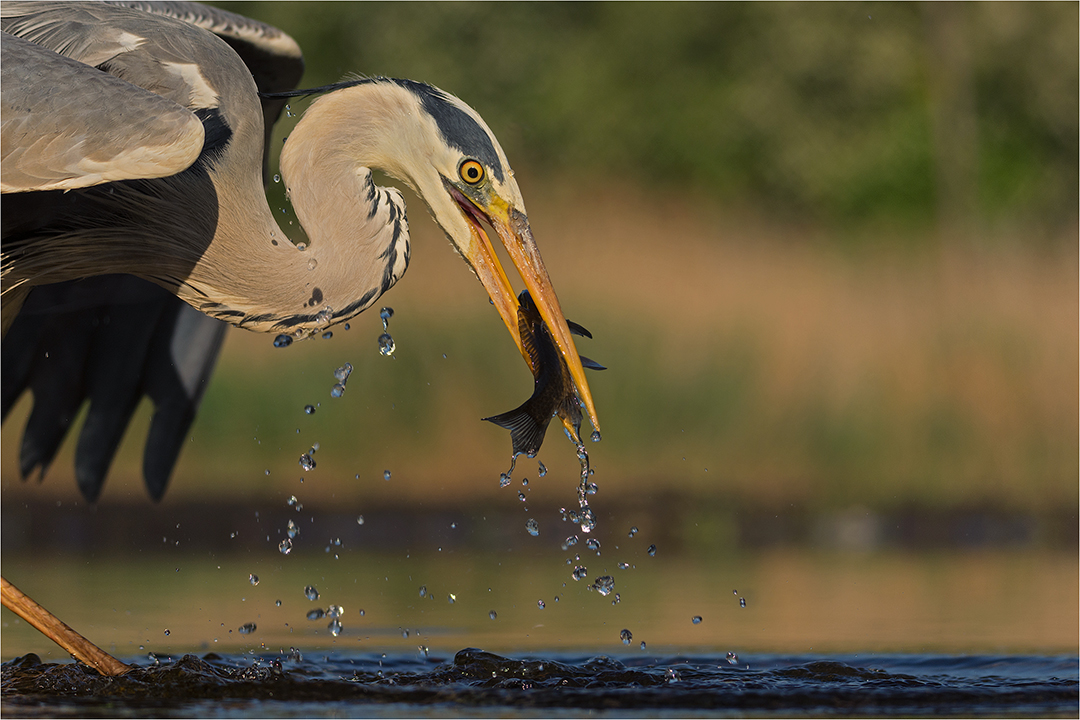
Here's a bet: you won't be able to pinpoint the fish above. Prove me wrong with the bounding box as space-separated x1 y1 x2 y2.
483 290 605 457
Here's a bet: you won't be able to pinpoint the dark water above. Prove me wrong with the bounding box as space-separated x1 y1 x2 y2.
2 649 1076 718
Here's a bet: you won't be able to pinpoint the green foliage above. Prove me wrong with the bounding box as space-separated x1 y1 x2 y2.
217 1 1077 234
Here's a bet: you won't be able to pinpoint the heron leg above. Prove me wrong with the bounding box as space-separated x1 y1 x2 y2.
0 576 130 676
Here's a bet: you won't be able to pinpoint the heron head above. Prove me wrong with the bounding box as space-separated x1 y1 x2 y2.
378 80 600 437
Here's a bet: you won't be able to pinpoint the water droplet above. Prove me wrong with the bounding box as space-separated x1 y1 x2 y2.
499 473 511 488
273 173 281 183
418 586 427 598
383 470 392 481
275 599 282 607
537 599 546 609
334 363 354 382
640 641 647 651
521 478 529 487
561 535 579 550
612 593 621 605
307 258 318 271
274 334 293 348
321 331 332 340
297 242 307 251
572 566 588 581
586 482 598 495
164 629 170 636
537 461 547 477
356 515 365 525
306 608 325 621
740 597 747 608
249 574 259 586
488 610 497 620
327 605 344 618
304 404 316 415
592 575 615 596
620 628 632 645
287 520 299 539
628 526 639 538
278 539 292 555
328 619 342 637
238 623 256 635
304 585 320 601
448 594 456 604
517 491 527 502
378 333 395 356
591 430 601 442
586 538 601 552
647 544 657 556
525 519 540 536
330 383 345 398
379 307 394 329
617 562 631 570
692 616 702 625
726 652 739 665
299 453 316 471
666 668 680 683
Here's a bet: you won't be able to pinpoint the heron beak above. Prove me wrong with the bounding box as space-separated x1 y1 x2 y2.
448 186 601 438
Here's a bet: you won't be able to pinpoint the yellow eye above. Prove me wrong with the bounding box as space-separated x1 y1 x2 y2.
459 160 484 185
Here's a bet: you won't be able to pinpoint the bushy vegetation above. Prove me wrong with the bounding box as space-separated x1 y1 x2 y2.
219 1 1077 234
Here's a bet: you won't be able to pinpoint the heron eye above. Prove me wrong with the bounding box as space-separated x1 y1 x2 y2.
459 160 484 185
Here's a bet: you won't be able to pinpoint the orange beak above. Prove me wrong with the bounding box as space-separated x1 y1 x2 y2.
450 187 600 439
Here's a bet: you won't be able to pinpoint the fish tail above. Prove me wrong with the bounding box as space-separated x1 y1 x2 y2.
482 405 548 457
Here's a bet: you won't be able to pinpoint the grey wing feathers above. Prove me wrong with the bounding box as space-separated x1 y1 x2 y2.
2 276 226 502
1 1 303 501
0 31 204 192
108 1 306 180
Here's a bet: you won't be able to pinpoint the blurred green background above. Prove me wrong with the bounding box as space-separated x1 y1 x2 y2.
2 1 1077 657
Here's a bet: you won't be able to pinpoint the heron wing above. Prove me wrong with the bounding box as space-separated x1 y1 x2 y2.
0 31 204 193
2 276 226 502
107 1 307 180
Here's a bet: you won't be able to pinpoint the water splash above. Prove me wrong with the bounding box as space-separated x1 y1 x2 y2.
377 307 395 356
592 575 615 596
331 363 353 398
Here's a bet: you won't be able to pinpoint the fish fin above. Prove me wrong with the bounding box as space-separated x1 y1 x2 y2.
483 405 550 457
579 355 606 371
567 320 593 339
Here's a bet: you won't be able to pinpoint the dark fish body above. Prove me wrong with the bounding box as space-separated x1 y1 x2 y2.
483 291 602 457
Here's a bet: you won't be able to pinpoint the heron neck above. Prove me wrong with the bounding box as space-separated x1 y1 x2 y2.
190 87 411 338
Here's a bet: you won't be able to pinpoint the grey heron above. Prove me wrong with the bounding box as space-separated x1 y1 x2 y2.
0 1 599 674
